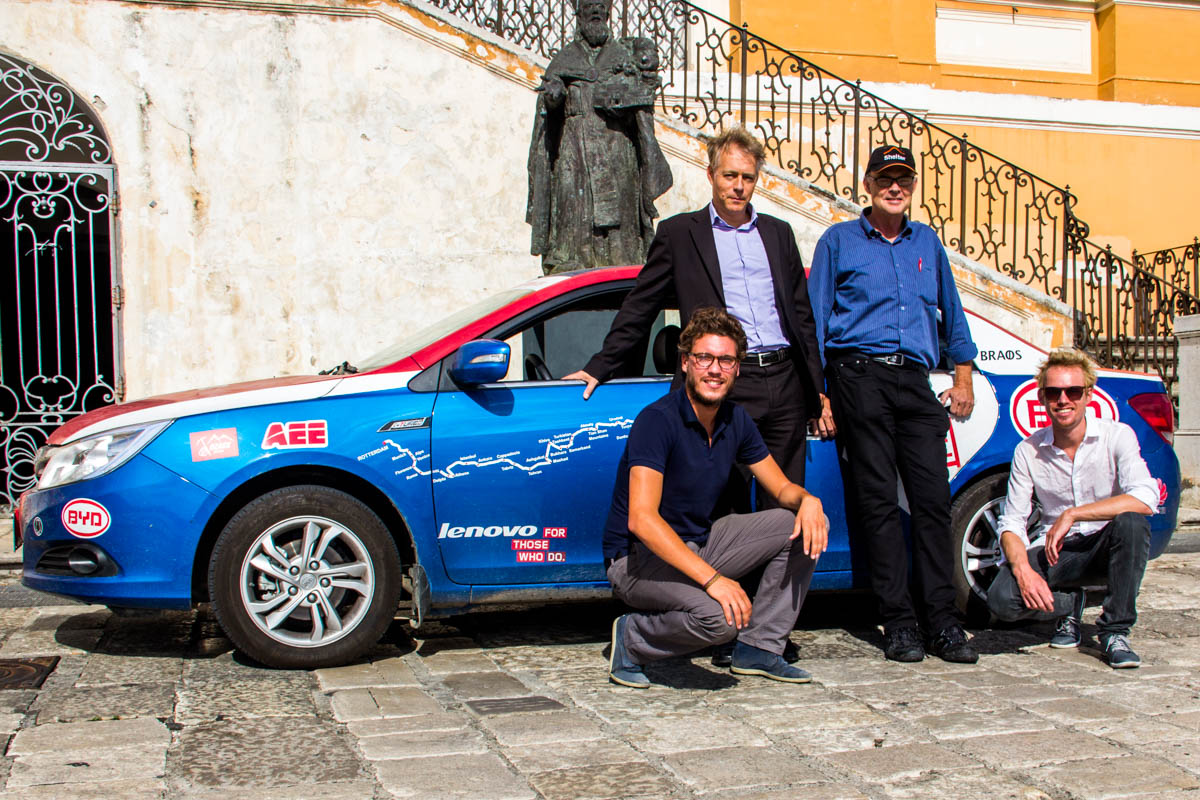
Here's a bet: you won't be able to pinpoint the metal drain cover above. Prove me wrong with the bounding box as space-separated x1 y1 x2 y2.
465 696 565 716
0 657 59 689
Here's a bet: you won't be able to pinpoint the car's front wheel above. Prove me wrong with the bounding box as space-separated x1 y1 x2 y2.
209 485 401 668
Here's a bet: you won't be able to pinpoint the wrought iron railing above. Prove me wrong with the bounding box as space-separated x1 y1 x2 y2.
1134 239 1200 305
425 0 1197 393
1071 240 1199 392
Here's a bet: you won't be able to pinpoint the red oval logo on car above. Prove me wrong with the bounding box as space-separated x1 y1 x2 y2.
61 499 112 539
1008 379 1118 438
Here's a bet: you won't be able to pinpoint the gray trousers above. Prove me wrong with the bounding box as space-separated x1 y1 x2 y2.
607 508 816 663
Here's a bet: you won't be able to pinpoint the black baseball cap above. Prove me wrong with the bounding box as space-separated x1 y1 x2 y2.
865 145 916 175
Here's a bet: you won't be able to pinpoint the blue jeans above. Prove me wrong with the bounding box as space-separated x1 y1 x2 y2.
986 512 1150 636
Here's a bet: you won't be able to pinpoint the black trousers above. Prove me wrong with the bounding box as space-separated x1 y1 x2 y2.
826 354 959 633
986 512 1150 636
726 358 808 512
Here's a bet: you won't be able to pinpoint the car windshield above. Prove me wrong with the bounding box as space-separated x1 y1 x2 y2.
355 285 536 371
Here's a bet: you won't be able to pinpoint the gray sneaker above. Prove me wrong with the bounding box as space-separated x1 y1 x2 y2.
1050 591 1084 648
1100 633 1141 669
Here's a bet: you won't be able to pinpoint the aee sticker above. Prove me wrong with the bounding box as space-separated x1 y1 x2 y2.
262 420 328 449
190 428 239 461
61 499 111 538
1008 379 1118 438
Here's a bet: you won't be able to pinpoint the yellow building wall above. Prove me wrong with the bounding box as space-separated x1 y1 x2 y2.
947 123 1197 258
732 0 1199 254
739 0 1200 106
1099 4 1200 105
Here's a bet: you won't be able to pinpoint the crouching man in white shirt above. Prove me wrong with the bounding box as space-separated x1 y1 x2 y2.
987 349 1159 668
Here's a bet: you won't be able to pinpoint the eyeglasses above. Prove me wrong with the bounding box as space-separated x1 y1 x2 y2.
688 352 738 371
870 174 915 189
1042 385 1087 402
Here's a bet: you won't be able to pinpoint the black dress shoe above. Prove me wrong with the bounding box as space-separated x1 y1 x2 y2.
783 638 800 664
711 640 734 668
883 626 925 662
927 624 978 664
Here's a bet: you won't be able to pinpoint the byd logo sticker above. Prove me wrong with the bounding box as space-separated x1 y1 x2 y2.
61 499 111 538
1009 379 1118 438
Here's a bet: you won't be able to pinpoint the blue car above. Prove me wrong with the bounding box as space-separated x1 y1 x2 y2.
15 266 1179 667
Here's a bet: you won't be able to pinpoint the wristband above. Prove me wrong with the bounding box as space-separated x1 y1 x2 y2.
702 571 722 591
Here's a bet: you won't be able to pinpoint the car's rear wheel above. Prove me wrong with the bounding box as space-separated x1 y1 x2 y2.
950 473 1010 625
209 485 401 668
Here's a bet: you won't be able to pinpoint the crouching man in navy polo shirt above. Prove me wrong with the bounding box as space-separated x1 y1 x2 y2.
603 307 828 688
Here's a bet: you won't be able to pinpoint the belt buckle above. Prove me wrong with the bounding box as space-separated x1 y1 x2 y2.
878 354 904 366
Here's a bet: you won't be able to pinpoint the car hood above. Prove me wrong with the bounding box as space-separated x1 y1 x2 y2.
49 374 344 445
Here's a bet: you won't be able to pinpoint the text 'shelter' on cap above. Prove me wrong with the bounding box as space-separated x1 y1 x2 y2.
866 145 917 175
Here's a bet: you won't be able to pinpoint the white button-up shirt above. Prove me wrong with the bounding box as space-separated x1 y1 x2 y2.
996 417 1159 549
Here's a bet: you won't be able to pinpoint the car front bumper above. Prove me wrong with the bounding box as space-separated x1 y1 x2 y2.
19 454 214 608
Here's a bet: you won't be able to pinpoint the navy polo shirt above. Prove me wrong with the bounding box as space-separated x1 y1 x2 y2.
601 388 770 560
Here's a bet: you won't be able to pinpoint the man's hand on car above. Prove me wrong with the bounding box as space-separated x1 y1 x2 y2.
564 369 600 399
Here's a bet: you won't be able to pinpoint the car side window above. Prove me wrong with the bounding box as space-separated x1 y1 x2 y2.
497 291 679 382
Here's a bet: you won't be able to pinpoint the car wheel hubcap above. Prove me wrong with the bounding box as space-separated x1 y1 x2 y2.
239 515 376 648
960 497 1006 601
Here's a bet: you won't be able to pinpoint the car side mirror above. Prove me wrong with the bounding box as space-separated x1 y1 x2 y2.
448 340 509 386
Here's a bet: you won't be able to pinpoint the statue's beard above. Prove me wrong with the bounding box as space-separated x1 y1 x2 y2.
580 20 610 47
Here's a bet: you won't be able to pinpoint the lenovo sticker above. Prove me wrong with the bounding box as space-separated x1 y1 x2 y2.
61 498 111 538
1009 379 1118 438
262 420 329 450
190 428 239 461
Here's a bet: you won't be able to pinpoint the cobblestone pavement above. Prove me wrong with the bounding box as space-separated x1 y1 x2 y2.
0 547 1199 799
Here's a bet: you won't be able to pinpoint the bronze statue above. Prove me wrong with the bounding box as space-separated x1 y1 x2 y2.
527 0 673 274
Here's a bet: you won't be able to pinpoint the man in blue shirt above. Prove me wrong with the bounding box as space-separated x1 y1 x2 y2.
604 307 828 688
808 145 979 664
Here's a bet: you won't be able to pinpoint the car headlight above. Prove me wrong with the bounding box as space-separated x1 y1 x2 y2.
35 421 171 490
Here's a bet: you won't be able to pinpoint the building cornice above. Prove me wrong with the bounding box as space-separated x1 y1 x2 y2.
950 0 1097 13
1095 0 1200 11
922 111 1200 139
957 0 1200 11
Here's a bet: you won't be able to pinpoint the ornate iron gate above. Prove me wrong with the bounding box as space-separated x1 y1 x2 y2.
0 53 120 510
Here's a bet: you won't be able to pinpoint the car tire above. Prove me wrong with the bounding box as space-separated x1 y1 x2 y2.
209 484 401 669
949 472 1010 626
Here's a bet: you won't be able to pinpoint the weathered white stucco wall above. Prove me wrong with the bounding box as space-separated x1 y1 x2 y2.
4 0 556 397
0 0 1067 401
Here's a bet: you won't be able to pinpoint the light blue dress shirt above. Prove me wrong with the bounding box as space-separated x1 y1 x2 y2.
709 203 789 354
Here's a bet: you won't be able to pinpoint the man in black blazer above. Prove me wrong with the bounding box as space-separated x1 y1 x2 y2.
566 126 831 501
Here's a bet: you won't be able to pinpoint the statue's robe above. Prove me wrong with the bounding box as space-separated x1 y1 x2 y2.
527 35 673 274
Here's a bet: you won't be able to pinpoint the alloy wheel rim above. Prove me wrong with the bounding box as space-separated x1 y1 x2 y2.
239 515 375 648
960 497 1006 601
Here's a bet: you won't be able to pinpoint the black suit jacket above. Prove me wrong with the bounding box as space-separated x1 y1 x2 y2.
583 207 825 415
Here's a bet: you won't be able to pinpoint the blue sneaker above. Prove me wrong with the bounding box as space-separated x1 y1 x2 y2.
1050 591 1084 648
1100 633 1141 669
609 615 649 688
730 641 812 683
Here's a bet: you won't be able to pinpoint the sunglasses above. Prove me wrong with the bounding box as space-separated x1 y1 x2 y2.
1041 385 1087 402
